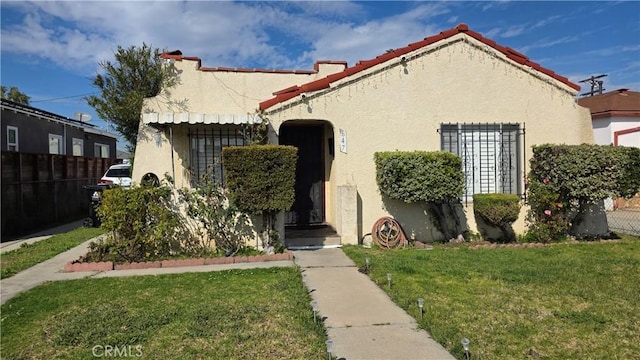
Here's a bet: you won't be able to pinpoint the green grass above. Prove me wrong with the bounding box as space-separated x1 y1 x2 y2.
343 234 640 359
1 227 104 279
0 267 327 359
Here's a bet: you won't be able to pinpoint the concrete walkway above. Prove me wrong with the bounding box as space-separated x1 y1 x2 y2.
294 248 454 360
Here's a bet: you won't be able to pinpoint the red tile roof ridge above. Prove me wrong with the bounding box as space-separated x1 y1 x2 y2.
260 23 581 111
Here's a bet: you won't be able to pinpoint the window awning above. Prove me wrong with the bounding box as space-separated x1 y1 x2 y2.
142 112 261 125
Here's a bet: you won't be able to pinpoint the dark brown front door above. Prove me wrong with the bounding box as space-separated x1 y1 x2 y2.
279 124 324 225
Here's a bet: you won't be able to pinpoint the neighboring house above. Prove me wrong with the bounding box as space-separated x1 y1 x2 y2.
1 99 118 158
578 89 640 210
133 24 593 244
1 99 119 237
577 89 640 147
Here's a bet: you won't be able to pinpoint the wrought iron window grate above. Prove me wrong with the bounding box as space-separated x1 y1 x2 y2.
440 123 525 203
189 127 245 186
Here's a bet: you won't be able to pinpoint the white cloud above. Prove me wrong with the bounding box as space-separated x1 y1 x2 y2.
585 44 640 57
293 3 448 67
518 36 579 53
0 1 456 73
1 2 302 72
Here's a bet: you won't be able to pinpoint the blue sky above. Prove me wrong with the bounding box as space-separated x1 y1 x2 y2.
2 1 639 150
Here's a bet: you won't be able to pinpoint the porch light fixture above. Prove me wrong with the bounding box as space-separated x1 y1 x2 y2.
386 272 392 289
326 339 333 360
461 338 470 360
417 298 424 319
311 300 319 323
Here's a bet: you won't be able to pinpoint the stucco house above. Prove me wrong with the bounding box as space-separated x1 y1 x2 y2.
133 24 593 246
577 89 640 148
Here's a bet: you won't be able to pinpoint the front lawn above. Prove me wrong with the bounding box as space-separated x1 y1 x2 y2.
343 235 640 359
0 267 326 359
1 227 104 279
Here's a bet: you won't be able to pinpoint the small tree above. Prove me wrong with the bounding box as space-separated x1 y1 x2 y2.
222 145 297 252
86 44 177 152
375 151 465 242
1 85 30 105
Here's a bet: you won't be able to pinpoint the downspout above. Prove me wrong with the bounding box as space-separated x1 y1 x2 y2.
63 124 67 155
170 126 176 186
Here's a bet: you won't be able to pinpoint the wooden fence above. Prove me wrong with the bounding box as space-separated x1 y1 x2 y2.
1 152 115 238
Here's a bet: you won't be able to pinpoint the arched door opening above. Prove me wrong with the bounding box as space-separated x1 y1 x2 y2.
279 121 331 226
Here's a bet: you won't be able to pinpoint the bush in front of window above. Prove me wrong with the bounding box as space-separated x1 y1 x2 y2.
89 184 204 263
472 193 521 243
526 144 640 241
222 145 298 252
178 177 253 257
374 151 465 242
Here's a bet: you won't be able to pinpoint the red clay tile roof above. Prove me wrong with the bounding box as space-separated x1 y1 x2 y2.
259 23 581 111
577 89 640 119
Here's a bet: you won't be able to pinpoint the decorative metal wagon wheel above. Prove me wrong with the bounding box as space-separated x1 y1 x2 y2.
371 217 407 249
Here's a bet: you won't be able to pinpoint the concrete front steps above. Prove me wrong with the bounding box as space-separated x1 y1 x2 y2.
285 224 342 250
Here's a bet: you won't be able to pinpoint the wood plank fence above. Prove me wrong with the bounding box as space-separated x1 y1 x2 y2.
1 152 115 238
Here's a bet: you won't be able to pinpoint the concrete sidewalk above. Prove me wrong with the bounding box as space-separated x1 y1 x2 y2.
0 236 293 305
1 220 85 253
294 248 455 360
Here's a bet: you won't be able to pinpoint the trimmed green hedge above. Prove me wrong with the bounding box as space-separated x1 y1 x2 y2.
526 144 640 241
374 151 465 242
473 193 521 243
222 145 298 214
374 151 464 203
473 193 521 226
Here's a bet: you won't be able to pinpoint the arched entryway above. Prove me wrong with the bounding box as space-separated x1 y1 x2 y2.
279 120 333 227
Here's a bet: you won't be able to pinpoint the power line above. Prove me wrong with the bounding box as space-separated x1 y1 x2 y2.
31 92 99 103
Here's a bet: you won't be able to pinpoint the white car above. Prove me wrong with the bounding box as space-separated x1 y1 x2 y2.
98 162 132 189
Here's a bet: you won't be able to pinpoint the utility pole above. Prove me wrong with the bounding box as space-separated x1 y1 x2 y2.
579 74 607 97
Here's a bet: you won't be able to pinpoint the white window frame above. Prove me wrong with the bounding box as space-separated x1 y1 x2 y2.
7 126 18 151
49 134 63 155
72 138 84 156
94 143 109 158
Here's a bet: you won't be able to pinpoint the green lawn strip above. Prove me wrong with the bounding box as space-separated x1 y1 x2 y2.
1 227 105 279
0 267 327 359
343 236 640 359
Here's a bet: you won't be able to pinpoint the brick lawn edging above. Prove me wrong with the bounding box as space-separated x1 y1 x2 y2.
64 251 294 272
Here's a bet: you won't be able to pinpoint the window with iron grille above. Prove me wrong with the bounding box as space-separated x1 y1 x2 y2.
440 123 524 202
189 127 245 186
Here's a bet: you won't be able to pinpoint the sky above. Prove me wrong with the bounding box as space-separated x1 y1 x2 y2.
1 1 639 150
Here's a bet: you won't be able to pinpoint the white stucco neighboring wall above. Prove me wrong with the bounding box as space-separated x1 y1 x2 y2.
592 117 640 146
265 34 593 242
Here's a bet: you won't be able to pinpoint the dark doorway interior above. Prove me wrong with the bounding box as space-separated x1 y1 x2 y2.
280 123 324 225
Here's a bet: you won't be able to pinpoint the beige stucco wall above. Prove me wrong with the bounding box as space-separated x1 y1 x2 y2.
265 33 594 243
133 58 346 187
